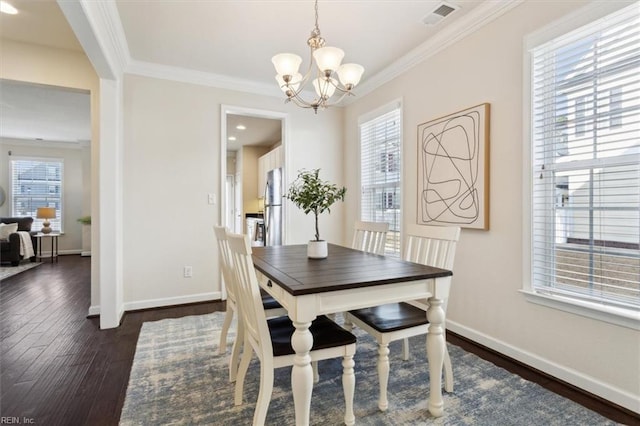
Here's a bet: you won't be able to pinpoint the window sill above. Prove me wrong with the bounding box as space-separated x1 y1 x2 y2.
520 290 640 331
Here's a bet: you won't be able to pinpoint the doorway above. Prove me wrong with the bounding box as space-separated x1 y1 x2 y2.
0 79 92 253
220 106 288 242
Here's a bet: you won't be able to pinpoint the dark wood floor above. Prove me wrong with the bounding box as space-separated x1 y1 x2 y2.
1 255 637 425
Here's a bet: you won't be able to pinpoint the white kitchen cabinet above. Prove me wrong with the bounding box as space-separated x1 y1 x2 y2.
258 145 283 198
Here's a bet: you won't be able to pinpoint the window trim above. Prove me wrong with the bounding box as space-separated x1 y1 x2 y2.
357 99 403 257
522 1 639 329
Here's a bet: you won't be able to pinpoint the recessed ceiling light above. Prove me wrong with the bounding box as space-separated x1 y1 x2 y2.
236 125 246 130
228 136 237 141
0 1 18 14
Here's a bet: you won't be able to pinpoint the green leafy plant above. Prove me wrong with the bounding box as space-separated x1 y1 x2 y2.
286 169 346 241
77 216 92 225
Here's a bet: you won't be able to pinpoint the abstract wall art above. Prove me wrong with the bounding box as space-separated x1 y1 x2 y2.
417 103 490 230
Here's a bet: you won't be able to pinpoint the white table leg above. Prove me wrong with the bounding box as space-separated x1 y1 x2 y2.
291 320 313 426
426 296 445 417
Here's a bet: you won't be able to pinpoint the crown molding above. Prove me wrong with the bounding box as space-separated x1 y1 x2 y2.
68 0 523 102
88 0 131 75
126 59 282 98
58 0 130 78
347 0 525 104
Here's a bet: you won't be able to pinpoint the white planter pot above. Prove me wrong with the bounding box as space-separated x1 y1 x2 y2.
307 240 328 259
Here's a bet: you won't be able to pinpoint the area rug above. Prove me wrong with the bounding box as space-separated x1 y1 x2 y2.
120 313 616 425
0 261 41 281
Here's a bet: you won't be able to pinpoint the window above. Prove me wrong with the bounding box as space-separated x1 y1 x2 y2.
574 95 592 137
378 152 398 173
609 86 623 128
527 3 639 320
359 102 402 256
10 157 64 232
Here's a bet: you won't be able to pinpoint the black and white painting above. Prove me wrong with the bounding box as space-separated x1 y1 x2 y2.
417 103 490 230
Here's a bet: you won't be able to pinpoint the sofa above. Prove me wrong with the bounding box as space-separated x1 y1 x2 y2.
0 217 37 266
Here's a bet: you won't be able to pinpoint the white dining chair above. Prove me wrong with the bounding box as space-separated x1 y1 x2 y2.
214 226 287 382
351 220 389 255
227 232 357 426
329 220 389 326
344 224 461 412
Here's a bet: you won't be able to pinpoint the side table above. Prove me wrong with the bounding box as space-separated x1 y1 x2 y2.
34 233 60 263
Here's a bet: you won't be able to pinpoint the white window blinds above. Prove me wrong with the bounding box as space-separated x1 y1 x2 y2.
11 157 64 233
530 3 640 310
360 104 402 256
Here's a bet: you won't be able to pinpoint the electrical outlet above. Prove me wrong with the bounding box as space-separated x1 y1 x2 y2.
208 193 216 205
183 266 193 278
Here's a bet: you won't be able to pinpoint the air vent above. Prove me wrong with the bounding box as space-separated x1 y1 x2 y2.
433 4 456 17
421 1 460 26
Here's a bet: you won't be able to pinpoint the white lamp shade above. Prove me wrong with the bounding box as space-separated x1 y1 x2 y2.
312 77 337 98
313 47 344 72
337 63 364 87
272 53 302 76
275 73 302 93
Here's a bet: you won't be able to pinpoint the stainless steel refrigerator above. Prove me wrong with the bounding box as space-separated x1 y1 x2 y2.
263 168 283 246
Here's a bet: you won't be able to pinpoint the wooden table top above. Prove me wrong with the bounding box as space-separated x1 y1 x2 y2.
251 243 452 296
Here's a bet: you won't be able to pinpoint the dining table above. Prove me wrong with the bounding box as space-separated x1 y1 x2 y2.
251 243 453 426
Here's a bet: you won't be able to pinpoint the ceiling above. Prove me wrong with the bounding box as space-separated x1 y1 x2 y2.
0 0 87 143
0 79 90 143
0 0 490 143
115 0 484 89
227 114 282 151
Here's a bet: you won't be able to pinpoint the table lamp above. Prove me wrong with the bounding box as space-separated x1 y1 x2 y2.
36 207 56 234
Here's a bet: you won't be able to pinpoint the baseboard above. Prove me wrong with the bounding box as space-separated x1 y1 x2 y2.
122 292 222 312
87 305 100 316
37 249 82 256
81 251 91 257
86 292 222 319
447 320 640 413
60 249 82 255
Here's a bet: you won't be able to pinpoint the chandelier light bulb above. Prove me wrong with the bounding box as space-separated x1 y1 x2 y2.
275 73 302 93
337 63 364 88
313 47 344 73
313 77 337 99
272 53 302 77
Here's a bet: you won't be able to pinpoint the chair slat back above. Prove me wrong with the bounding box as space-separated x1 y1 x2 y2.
403 224 460 269
214 226 236 303
227 232 272 358
352 220 390 255
403 224 461 311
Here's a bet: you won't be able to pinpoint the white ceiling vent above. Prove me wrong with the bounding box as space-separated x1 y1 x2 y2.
421 2 460 26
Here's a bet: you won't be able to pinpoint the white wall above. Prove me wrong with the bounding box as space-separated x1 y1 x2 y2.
343 0 639 411
121 74 344 307
0 138 86 254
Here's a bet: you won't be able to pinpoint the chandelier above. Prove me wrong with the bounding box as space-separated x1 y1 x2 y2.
271 0 364 113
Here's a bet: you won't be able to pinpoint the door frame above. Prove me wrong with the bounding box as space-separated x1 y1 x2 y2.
220 105 289 243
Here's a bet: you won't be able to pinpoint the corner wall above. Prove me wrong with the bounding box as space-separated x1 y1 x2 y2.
121 74 344 308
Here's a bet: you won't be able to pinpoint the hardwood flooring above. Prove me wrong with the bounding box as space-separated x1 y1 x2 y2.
0 255 637 425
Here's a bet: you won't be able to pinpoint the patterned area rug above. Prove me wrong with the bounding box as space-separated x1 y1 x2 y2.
0 261 41 281
120 313 616 425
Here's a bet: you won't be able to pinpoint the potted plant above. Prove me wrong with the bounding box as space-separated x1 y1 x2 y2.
286 169 346 259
